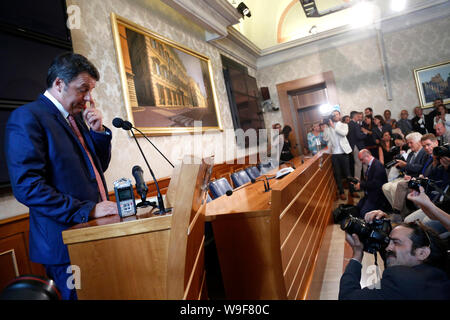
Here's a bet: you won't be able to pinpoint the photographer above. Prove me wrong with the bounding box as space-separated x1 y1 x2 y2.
405 186 450 236
382 132 428 209
339 210 450 300
323 110 354 200
350 149 388 218
391 134 448 218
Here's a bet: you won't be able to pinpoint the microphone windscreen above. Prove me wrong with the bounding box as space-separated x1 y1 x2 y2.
132 165 143 175
112 117 124 128
122 120 133 130
226 190 233 196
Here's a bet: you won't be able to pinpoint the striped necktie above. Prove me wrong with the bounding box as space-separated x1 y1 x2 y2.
68 115 107 201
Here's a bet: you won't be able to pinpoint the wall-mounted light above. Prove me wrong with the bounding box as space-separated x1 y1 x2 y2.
237 2 251 18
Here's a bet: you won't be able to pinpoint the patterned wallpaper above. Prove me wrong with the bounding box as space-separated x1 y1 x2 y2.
65 0 261 186
1 0 257 219
257 17 450 128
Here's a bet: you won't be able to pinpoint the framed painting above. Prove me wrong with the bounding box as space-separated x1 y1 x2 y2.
111 13 223 135
413 60 450 108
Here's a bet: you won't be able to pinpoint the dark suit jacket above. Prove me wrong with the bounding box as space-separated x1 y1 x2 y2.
403 148 428 177
412 109 437 135
357 158 387 215
339 259 450 300
347 120 366 150
5 94 112 265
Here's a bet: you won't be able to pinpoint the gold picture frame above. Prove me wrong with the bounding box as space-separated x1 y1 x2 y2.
413 60 450 109
111 13 223 135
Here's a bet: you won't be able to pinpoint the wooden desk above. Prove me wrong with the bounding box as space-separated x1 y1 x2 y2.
206 151 336 299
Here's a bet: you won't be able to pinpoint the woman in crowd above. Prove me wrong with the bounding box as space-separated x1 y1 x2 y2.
391 120 404 139
373 115 391 145
378 131 396 176
280 125 294 161
384 109 395 126
434 104 450 132
307 122 326 155
363 115 378 158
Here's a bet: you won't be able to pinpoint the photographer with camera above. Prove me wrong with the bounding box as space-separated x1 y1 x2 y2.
339 210 450 300
391 134 448 218
382 132 428 209
323 110 355 200
406 186 450 233
350 149 388 218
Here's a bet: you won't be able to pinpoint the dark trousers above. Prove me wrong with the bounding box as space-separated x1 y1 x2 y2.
44 263 78 300
331 153 351 195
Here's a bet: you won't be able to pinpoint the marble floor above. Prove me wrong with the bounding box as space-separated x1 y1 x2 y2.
317 190 385 300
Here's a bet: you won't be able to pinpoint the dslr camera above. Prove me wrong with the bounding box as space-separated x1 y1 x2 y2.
323 113 335 125
433 143 450 158
340 215 392 253
385 153 404 169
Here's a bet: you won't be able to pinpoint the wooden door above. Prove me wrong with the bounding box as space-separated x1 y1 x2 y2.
290 87 328 154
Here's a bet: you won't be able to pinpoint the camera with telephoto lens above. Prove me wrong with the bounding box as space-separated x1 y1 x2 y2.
340 215 392 253
385 153 404 169
407 177 435 194
433 143 450 158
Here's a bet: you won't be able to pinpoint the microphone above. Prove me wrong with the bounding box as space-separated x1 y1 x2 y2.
226 176 270 196
280 160 296 169
132 165 154 208
113 117 174 168
113 118 170 215
112 117 132 130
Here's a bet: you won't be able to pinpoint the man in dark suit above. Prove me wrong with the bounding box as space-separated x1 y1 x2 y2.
339 212 450 300
347 111 367 183
350 149 388 218
5 53 118 299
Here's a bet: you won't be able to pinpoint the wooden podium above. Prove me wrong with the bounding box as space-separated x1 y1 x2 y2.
62 156 212 300
206 151 336 299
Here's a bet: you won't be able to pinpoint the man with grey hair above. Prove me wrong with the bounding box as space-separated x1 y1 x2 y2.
382 132 428 210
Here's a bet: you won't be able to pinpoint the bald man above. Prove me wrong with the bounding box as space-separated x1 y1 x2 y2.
435 122 450 145
350 149 388 218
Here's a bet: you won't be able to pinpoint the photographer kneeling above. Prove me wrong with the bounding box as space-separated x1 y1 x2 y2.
349 149 388 218
339 210 450 300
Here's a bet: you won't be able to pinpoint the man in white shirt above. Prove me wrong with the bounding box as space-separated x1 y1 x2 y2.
323 110 353 200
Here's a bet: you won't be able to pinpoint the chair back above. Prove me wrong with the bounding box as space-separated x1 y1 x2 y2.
245 166 261 180
209 178 233 199
0 275 61 300
231 170 251 188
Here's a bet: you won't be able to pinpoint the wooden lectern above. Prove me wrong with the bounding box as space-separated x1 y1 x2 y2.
62 156 212 299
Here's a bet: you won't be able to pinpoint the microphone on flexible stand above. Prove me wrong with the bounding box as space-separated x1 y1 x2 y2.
280 160 296 169
226 175 271 196
132 165 155 208
113 118 170 215
112 117 174 168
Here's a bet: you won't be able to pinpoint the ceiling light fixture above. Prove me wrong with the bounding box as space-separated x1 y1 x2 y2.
237 2 251 18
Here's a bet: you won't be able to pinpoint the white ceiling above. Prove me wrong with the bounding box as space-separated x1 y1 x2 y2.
227 0 449 50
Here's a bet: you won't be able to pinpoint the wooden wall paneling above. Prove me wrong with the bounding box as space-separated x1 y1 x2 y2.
0 214 46 291
166 156 211 299
280 164 331 296
211 212 286 299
